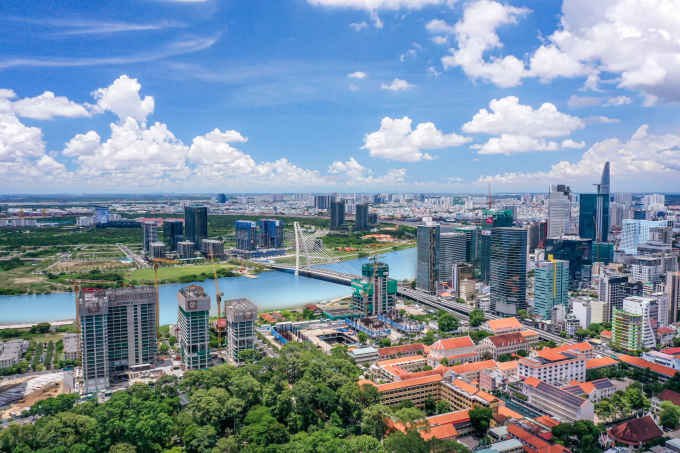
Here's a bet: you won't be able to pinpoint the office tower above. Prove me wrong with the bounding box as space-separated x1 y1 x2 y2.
225 298 257 363
149 242 165 259
79 287 157 394
314 195 331 210
599 275 628 322
330 201 346 229
454 226 479 262
235 220 258 251
489 227 528 317
163 220 184 252
373 194 381 204
202 239 225 256
368 213 378 224
439 232 466 284
643 194 665 211
350 262 397 315
621 220 670 255
177 241 194 259
533 259 569 320
177 286 211 370
609 202 630 229
93 206 110 224
619 296 660 349
614 193 633 205
259 219 284 248
537 221 547 248
666 272 680 324
416 222 440 293
545 237 593 289
631 256 665 283
142 221 158 253
415 194 425 202
612 308 643 353
480 210 514 284
355 204 369 231
184 206 208 249
525 223 539 249
579 194 610 242
592 242 614 265
548 185 572 238
597 161 610 195
216 193 227 204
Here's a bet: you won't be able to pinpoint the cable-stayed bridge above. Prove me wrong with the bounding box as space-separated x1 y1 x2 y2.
254 222 573 345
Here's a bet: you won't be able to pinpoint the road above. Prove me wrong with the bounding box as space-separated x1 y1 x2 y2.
117 243 148 268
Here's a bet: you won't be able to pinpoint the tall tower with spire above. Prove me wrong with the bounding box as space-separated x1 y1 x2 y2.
597 161 610 195
580 162 611 243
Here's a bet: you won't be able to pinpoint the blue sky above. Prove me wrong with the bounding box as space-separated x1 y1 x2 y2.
1 0 680 194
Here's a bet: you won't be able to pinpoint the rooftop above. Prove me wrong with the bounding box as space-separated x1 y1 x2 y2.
447 359 499 374
378 342 425 355
484 317 523 332
349 347 378 355
376 374 443 392
608 416 663 444
431 336 475 350
658 389 680 407
618 354 678 378
377 355 426 367
586 357 619 369
485 332 528 347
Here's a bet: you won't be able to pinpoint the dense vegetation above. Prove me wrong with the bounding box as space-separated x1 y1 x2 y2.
0 342 472 453
0 228 143 250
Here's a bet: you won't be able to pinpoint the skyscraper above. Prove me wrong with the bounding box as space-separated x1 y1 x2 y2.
416 222 440 293
545 237 593 289
184 206 208 249
355 204 369 231
489 227 528 317
177 286 210 370
480 210 513 284
533 259 569 320
439 232 466 284
548 185 571 238
259 219 284 248
314 195 331 210
579 194 609 242
666 272 680 324
597 161 610 195
142 221 158 253
537 221 548 248
330 201 345 229
163 220 184 252
235 220 258 251
620 219 669 255
225 298 257 363
454 226 479 262
350 262 397 315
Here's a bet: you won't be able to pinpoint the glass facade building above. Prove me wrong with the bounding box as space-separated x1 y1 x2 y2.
417 224 440 293
184 206 208 249
355 204 369 231
489 227 528 317
579 194 609 242
439 232 467 284
163 220 184 252
350 262 397 315
545 237 593 289
620 219 669 255
533 259 569 320
177 286 210 370
330 201 345 229
235 220 258 251
480 210 514 284
592 242 614 265
259 219 284 248
454 226 479 262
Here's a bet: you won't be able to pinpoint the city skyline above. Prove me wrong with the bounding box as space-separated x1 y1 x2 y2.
2 0 680 193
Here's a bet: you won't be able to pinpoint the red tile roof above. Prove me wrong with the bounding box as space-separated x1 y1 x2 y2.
659 389 680 407
508 424 551 449
499 406 523 420
397 369 445 380
585 357 618 369
658 327 674 334
608 416 663 445
485 332 528 347
377 355 427 367
376 375 443 392
447 359 498 374
662 347 680 355
548 342 593 353
534 415 560 429
431 336 475 350
420 424 459 440
378 343 425 356
617 354 679 378
484 317 523 333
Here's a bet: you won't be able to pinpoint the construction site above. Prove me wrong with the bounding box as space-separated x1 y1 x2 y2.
0 373 66 420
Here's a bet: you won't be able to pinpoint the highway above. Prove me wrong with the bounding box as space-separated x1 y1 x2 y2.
265 263 575 345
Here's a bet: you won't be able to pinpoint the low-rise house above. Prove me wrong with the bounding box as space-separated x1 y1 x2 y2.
651 389 680 416
348 347 379 365
479 332 529 359
481 317 524 335
428 336 478 367
304 304 323 318
605 416 663 450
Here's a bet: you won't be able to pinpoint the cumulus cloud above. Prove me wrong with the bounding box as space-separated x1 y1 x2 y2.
362 116 471 162
472 135 562 154
328 157 369 177
431 36 448 45
476 125 680 187
605 96 632 106
11 91 94 120
381 78 415 91
427 67 442 77
308 0 447 10
348 71 368 79
0 98 45 163
92 75 154 122
567 95 603 108
425 19 455 34
63 131 102 157
203 129 248 143
462 96 585 138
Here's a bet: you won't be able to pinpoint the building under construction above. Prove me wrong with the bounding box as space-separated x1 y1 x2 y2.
224 298 257 363
350 262 397 315
377 309 425 334
177 286 211 370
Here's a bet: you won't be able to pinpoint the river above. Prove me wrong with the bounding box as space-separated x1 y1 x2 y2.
0 247 416 326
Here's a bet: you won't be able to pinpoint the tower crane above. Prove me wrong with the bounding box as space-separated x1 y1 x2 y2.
362 244 385 316
209 245 225 354
152 258 180 336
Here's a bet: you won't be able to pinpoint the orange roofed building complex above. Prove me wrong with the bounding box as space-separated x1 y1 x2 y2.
481 317 524 335
428 336 478 367
520 376 594 422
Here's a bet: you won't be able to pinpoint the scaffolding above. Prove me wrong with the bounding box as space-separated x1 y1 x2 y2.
272 323 311 345
345 316 391 339
377 310 425 334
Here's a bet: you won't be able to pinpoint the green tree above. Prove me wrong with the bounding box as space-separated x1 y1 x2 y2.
435 400 451 414
438 313 459 333
518 309 528 320
422 331 435 346
660 401 680 430
237 349 260 363
302 307 314 320
158 343 169 355
378 338 392 348
393 407 426 432
110 443 137 453
362 404 390 439
469 405 493 435
357 332 369 345
469 309 486 327
440 357 449 367
383 429 429 453
187 425 217 453
29 322 51 334
410 281 416 289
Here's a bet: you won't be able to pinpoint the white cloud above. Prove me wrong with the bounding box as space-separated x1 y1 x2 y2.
605 96 632 106
328 157 369 177
11 91 94 120
349 84 359 91
0 89 17 99
348 71 368 79
63 131 102 157
567 95 603 108
381 78 415 91
431 36 448 45
92 75 154 122
441 0 530 88
0 99 45 162
476 125 680 187
462 96 585 138
362 116 471 162
561 139 586 149
472 135 562 154
584 115 619 124
425 19 455 34
203 129 248 143
427 66 442 77
349 22 368 31
370 11 384 28
308 0 447 10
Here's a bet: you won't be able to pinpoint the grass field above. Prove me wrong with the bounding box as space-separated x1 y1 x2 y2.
129 263 237 282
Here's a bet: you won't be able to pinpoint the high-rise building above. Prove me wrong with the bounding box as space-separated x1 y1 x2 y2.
643 194 665 211
548 185 572 238
235 220 258 251
620 220 670 255
202 239 225 257
216 193 227 204
612 308 643 353
79 287 157 394
614 193 632 205
480 210 513 283
368 212 378 224
350 262 397 315
592 242 614 265
225 298 257 363
330 201 345 229
490 227 528 317
614 296 660 351
314 195 331 210
270 193 284 202
454 226 479 262
258 219 284 248
177 241 194 259
533 259 569 320
177 286 211 370
545 237 593 289
579 194 609 242
416 222 440 293
93 206 110 224
598 275 628 322
163 220 184 252
439 232 466 284
142 221 158 253
355 204 369 231
184 206 208 249
666 272 680 324
149 242 165 259
537 221 548 248
525 223 539 249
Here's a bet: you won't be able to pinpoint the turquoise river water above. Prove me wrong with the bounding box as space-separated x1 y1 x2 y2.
0 248 416 326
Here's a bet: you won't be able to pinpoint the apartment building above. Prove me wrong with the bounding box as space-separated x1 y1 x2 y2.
225 298 257 363
62 333 80 361
177 286 211 370
373 356 428 382
479 332 529 359
440 377 500 412
481 317 524 335
0 340 27 369
520 376 595 422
